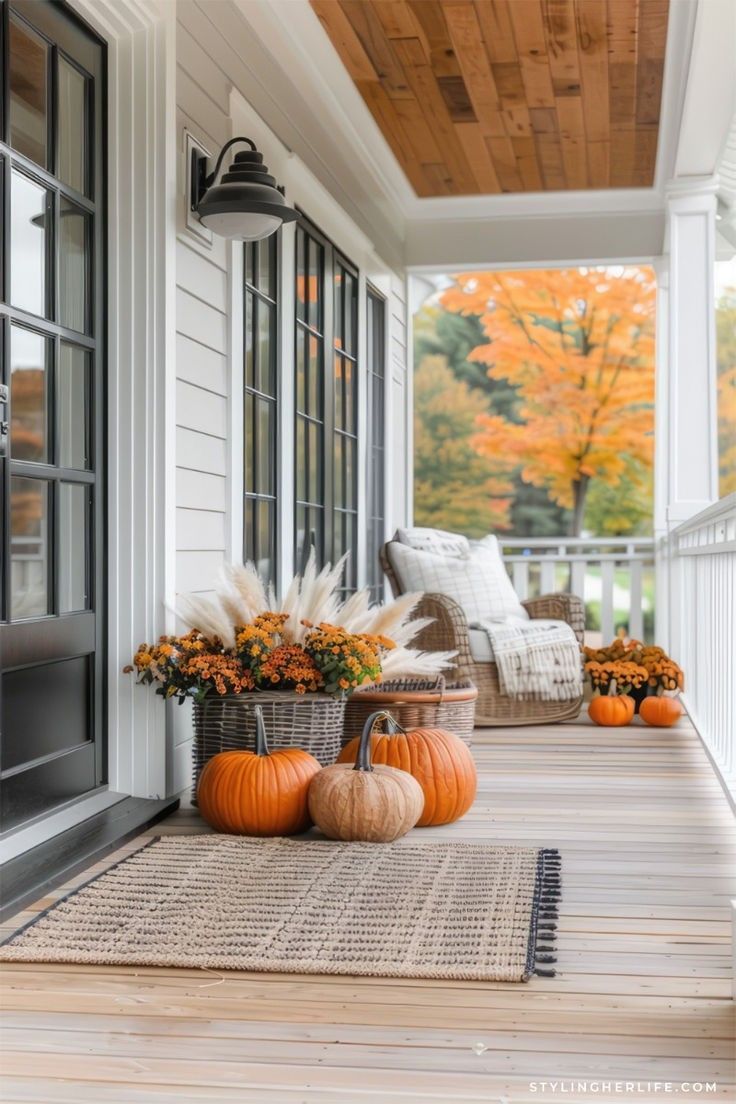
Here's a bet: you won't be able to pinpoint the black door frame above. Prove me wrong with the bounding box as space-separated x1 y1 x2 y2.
0 0 107 833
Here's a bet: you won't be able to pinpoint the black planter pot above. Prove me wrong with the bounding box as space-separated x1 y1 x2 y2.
628 685 652 714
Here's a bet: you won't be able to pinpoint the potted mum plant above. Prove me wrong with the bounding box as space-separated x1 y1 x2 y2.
126 553 455 787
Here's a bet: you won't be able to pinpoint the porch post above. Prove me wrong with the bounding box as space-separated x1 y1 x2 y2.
657 180 719 659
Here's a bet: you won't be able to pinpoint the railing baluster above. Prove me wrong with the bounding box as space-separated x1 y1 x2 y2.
600 560 615 641
670 494 736 803
512 561 529 601
570 560 587 603
540 558 555 596
629 559 643 641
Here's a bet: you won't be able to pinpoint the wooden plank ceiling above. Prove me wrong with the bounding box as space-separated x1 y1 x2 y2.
310 0 670 196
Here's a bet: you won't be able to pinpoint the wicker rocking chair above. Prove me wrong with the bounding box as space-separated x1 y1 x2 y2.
380 543 585 726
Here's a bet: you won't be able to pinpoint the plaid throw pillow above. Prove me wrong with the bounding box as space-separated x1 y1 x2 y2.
395 527 470 558
387 538 528 624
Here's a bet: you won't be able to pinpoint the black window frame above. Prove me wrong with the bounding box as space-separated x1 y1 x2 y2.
243 233 279 586
366 284 386 604
294 216 359 593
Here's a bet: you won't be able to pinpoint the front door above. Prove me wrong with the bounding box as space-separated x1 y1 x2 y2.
0 0 106 832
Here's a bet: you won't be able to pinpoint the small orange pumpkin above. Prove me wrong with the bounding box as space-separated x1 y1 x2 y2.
639 695 682 727
620 694 636 721
338 713 477 826
197 706 321 836
588 694 631 727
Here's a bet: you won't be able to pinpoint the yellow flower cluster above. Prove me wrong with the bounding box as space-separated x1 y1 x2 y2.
235 612 290 661
125 616 396 703
584 639 684 691
303 622 392 696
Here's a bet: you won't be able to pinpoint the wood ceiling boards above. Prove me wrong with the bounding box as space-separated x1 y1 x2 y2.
310 0 670 196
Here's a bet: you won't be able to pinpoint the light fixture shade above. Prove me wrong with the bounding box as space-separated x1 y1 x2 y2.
196 148 298 241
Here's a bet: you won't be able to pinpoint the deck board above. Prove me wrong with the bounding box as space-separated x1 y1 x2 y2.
2 715 735 1101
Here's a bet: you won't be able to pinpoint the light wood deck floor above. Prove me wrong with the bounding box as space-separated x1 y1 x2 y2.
1 716 735 1103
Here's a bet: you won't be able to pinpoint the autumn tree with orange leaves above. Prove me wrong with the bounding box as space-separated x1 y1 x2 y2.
442 267 656 536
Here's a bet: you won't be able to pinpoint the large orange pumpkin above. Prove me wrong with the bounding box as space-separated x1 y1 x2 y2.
197 706 321 836
639 695 682 727
588 694 631 727
338 713 477 826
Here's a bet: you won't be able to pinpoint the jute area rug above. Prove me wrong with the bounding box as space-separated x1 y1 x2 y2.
0 835 561 982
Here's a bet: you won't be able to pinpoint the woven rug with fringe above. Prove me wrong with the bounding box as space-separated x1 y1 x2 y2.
0 835 561 982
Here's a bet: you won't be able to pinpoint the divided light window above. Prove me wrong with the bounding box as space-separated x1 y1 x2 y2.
243 235 278 584
295 219 359 593
366 287 386 604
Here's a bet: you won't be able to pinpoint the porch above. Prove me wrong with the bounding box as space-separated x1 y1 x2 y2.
1 0 736 1097
2 714 735 1102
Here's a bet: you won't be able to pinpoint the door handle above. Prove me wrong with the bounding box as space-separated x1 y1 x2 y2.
0 383 8 457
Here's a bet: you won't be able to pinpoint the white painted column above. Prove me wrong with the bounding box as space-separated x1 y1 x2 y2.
656 180 719 660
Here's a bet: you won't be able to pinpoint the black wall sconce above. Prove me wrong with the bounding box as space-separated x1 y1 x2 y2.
191 136 299 241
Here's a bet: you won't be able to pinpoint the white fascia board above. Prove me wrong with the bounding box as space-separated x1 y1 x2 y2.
674 0 736 180
405 211 666 272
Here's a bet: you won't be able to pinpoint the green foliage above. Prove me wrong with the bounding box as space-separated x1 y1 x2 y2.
413 355 513 537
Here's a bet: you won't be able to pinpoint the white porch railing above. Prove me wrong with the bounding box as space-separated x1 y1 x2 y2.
671 494 736 801
500 537 656 643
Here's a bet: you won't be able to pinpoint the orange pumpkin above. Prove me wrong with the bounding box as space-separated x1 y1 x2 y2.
197 706 321 836
588 694 632 727
620 694 636 721
639 696 682 728
338 714 477 826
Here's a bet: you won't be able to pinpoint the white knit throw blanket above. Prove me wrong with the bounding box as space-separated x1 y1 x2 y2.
474 618 583 701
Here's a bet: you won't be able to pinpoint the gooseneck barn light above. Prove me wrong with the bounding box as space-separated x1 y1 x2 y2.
191 136 299 241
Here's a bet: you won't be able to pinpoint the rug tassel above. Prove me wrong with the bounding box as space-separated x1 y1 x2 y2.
529 848 562 982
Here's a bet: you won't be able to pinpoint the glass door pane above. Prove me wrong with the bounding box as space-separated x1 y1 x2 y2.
9 17 49 168
10 326 50 462
10 476 50 619
10 170 51 317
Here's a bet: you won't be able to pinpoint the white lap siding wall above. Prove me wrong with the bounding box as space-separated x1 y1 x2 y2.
171 0 410 793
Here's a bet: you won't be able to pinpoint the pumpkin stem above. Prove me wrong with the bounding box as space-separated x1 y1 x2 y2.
354 710 394 773
608 678 618 696
253 705 269 757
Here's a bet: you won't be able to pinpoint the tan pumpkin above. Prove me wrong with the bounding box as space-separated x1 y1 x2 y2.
639 695 682 728
308 711 424 842
588 694 631 727
197 706 321 836
338 714 477 826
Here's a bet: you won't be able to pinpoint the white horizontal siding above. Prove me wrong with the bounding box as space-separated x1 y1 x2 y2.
176 550 226 593
176 288 228 355
177 380 228 437
177 242 228 314
176 333 227 395
176 427 228 477
176 507 227 550
176 469 227 511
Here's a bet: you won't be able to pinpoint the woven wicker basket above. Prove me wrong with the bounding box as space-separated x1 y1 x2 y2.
192 692 345 800
342 677 477 748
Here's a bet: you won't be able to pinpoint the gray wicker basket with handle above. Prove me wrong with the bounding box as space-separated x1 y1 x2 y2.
191 692 345 802
342 676 477 748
